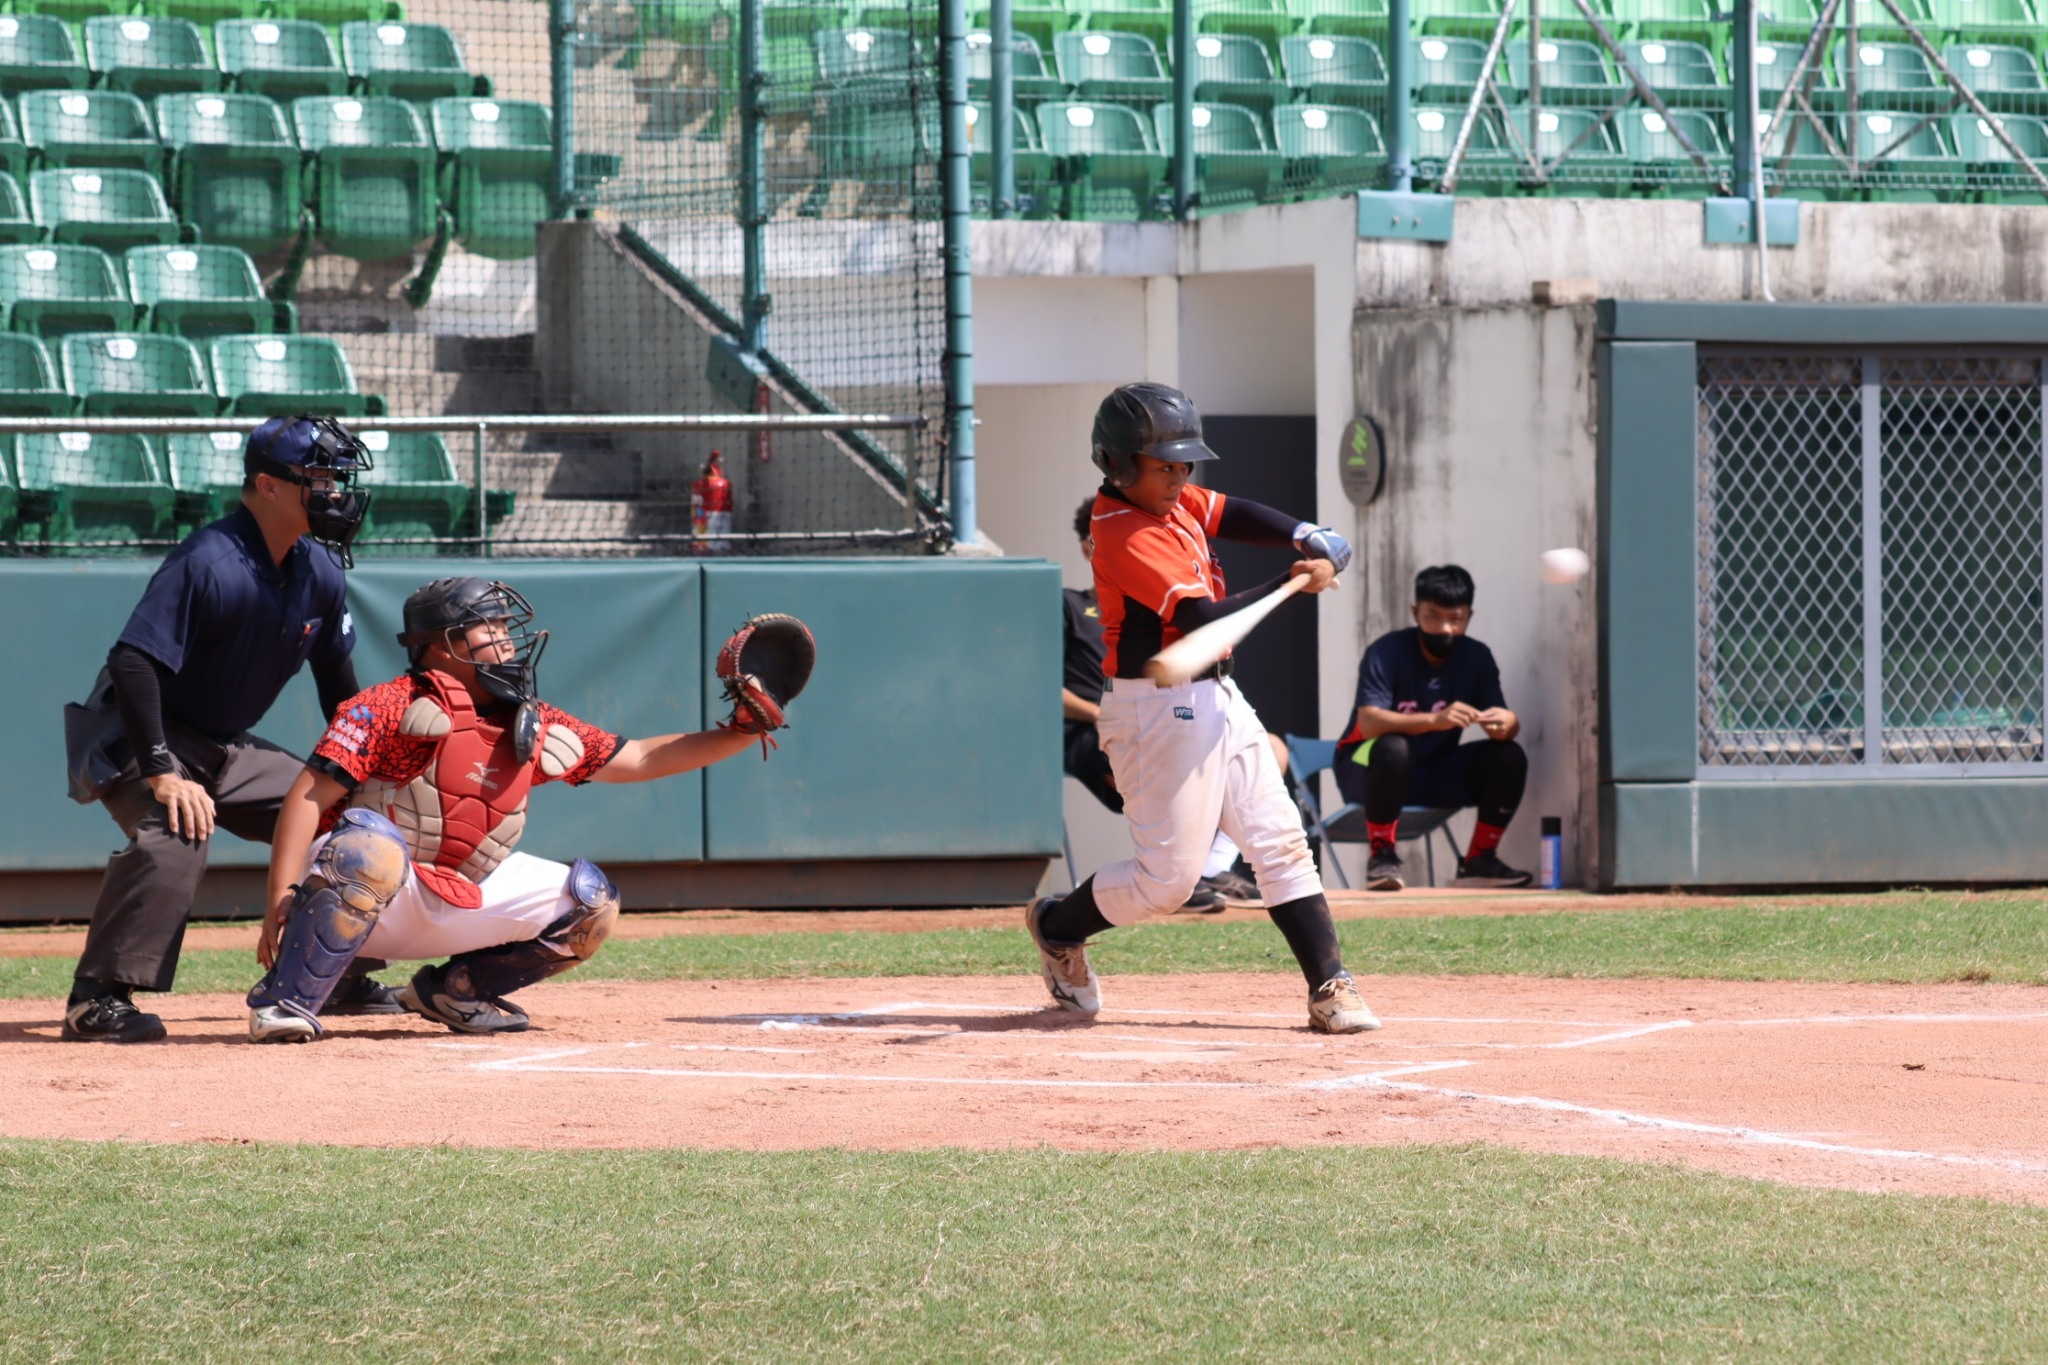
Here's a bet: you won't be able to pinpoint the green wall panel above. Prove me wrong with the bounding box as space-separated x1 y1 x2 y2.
1600 300 2048 346
700 559 1064 861
1598 340 1699 782
1607 780 2048 886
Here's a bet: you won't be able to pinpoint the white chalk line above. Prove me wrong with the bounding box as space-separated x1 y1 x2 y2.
477 1047 1261 1089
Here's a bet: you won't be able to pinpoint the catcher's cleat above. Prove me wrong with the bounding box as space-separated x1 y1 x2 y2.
324 973 406 1016
398 963 532 1035
1308 972 1381 1034
1025 896 1101 1016
248 1003 321 1044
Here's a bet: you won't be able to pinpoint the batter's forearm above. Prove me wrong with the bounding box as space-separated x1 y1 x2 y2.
1215 498 1300 547
1170 570 1293 631
594 729 755 783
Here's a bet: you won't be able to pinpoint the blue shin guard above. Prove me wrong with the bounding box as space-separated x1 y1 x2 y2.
248 809 408 1029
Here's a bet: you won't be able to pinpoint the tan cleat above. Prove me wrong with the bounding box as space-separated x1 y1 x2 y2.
1308 972 1381 1034
1025 896 1101 1015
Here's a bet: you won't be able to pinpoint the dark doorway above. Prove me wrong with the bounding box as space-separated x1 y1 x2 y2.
1198 415 1319 744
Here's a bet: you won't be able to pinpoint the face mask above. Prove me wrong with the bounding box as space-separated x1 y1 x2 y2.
1418 629 1459 660
302 486 368 569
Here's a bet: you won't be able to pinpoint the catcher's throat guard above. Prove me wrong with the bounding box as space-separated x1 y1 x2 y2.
717 614 817 756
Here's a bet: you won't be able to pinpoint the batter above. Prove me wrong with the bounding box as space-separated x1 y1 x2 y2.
1026 383 1379 1034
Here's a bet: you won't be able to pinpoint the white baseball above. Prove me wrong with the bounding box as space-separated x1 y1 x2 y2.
1539 547 1590 584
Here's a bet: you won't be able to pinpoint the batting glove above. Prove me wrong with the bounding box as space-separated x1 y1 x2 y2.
1293 523 1353 576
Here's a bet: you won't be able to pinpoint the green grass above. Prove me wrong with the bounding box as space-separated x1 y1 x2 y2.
1 1139 2044 1362
5 890 2048 1000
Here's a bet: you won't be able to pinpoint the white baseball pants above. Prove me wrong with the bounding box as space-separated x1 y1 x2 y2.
304 835 577 961
1092 675 1322 924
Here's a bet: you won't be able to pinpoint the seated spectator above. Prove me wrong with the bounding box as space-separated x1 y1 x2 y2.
1061 498 1259 909
1335 564 1530 891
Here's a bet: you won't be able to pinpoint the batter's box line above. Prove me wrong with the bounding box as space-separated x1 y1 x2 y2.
472 1047 1266 1089
1312 1062 2048 1180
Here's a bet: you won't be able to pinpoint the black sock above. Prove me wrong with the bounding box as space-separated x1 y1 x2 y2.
69 976 118 1005
1266 893 1343 990
1040 877 1112 944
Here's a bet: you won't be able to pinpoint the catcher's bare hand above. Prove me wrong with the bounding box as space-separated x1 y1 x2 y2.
256 891 291 970
147 772 216 842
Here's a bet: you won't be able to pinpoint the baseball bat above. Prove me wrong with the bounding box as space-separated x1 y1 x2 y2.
1144 574 1325 685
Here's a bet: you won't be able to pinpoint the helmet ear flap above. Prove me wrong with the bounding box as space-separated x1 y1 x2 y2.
1092 444 1137 489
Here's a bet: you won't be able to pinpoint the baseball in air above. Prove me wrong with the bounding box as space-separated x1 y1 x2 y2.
1539 547 1590 584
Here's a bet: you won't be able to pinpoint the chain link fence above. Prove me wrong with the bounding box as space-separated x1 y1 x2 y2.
1697 348 2047 775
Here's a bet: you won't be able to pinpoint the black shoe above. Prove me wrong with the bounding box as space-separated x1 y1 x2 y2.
1200 869 1261 905
1366 845 1404 892
1455 851 1534 888
1176 883 1227 914
324 974 406 1016
61 990 166 1043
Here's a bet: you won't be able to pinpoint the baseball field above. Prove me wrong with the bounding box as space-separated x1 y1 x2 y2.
4 888 2047 1361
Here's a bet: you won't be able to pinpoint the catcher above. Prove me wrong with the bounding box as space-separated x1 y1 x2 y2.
244 576 814 1043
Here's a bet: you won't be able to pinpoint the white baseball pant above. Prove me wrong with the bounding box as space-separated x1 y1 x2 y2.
1092 674 1322 924
303 834 578 961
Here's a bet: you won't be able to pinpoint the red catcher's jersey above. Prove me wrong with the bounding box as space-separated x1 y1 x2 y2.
1089 484 1227 678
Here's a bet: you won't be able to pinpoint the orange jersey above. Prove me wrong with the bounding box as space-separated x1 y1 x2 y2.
1089 485 1227 678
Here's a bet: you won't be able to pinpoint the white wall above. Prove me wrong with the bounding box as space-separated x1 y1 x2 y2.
1177 270 1318 417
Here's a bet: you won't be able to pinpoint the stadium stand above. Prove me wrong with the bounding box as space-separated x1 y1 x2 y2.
164 428 245 529
0 244 134 338
1152 100 1283 205
1279 35 1389 108
20 91 166 176
1038 99 1170 218
31 170 182 253
209 334 383 416
63 331 214 416
294 95 440 260
127 245 285 338
355 428 473 543
0 15 89 96
342 23 487 105
14 430 172 545
0 332 72 415
155 93 304 256
215 20 350 104
84 17 220 100
429 97 550 259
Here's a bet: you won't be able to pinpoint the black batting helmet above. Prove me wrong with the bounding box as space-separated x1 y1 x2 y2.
1090 383 1218 489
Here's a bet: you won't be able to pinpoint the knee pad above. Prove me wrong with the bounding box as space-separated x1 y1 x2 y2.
318 808 409 912
447 859 620 1000
562 858 620 962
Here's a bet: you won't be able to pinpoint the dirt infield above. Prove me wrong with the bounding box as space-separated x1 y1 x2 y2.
5 973 2046 1204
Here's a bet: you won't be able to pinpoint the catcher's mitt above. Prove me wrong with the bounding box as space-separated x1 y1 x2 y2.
717 613 817 756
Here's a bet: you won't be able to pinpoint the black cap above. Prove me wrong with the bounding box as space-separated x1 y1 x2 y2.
1092 383 1218 467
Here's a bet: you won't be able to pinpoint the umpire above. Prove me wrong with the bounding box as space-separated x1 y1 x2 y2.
60 415 376 1043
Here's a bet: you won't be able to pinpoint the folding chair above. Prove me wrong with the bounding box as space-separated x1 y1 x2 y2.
1282 734 1461 888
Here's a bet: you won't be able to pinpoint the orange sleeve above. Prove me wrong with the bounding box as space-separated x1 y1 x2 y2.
1103 523 1216 619
1180 484 1226 536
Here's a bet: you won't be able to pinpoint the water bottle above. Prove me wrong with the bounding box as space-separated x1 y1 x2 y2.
1540 817 1563 890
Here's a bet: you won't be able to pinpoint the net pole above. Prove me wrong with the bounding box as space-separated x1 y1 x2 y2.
992 0 1017 219
942 0 978 547
740 0 769 352
550 0 576 216
1172 0 1194 218
1386 0 1413 192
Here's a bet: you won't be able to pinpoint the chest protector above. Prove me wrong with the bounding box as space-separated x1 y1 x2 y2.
349 671 586 909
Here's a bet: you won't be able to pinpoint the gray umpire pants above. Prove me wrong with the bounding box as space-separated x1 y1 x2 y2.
75 730 306 993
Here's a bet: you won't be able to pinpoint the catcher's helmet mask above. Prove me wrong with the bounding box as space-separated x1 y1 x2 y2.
1090 382 1219 490
398 578 551 752
245 414 374 567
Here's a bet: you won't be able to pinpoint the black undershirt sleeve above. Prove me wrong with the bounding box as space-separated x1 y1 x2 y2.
313 655 361 724
1215 497 1300 547
106 643 175 778
1169 570 1296 631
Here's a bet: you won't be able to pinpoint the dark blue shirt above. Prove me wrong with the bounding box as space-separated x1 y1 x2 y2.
117 505 354 740
1344 627 1507 763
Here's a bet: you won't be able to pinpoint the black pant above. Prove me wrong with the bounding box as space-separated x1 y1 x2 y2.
1063 719 1123 814
76 729 306 993
1335 734 1527 830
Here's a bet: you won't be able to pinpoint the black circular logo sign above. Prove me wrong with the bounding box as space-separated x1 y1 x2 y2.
1338 415 1386 507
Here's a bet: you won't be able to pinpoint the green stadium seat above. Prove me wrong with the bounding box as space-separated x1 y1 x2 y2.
0 173 38 245
428 97 549 260
165 429 246 527
0 16 89 97
968 0 1072 54
1284 0 1390 38
1849 108 1967 200
966 101 1059 214
1757 0 1826 43
1946 44 2048 115
966 32 1065 104
216 20 350 104
1610 0 1718 42
154 93 303 256
1523 0 1613 39
1053 31 1173 103
84 17 221 99
0 436 16 536
1192 0 1294 51
1280 35 1388 106
1846 0 1936 38
127 244 282 337
1836 41 1947 111
1620 39 1726 109
209 333 382 416
1763 116 1850 199
1071 0 1174 51
341 22 481 104
61 331 215 415
1270 101 1383 190
14 432 174 546
1931 0 2042 52
0 244 134 337
293 96 438 260
156 0 269 26
1755 38 1842 112
1189 34 1291 115
1406 103 1516 192
1499 106 1628 191
816 26 915 83
1411 0 1500 38
1616 106 1727 195
1151 100 1282 205
356 429 470 542
1411 36 1492 103
1037 100 1169 218
19 91 165 176
0 100 24 183
282 0 407 28
1948 110 2048 200
1503 38 1624 106
30 169 181 252
0 332 71 413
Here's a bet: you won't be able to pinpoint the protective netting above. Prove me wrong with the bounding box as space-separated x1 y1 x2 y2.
1697 349 2047 773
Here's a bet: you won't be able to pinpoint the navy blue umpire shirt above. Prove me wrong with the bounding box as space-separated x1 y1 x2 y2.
117 504 355 741
1338 626 1507 764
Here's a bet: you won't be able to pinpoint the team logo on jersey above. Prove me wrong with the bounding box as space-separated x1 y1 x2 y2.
466 760 502 791
1173 706 1194 720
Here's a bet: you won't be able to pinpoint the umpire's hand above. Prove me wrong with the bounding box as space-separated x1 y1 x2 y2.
146 772 216 842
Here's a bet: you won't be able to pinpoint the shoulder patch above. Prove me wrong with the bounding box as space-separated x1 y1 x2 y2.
399 696 452 739
537 725 585 779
